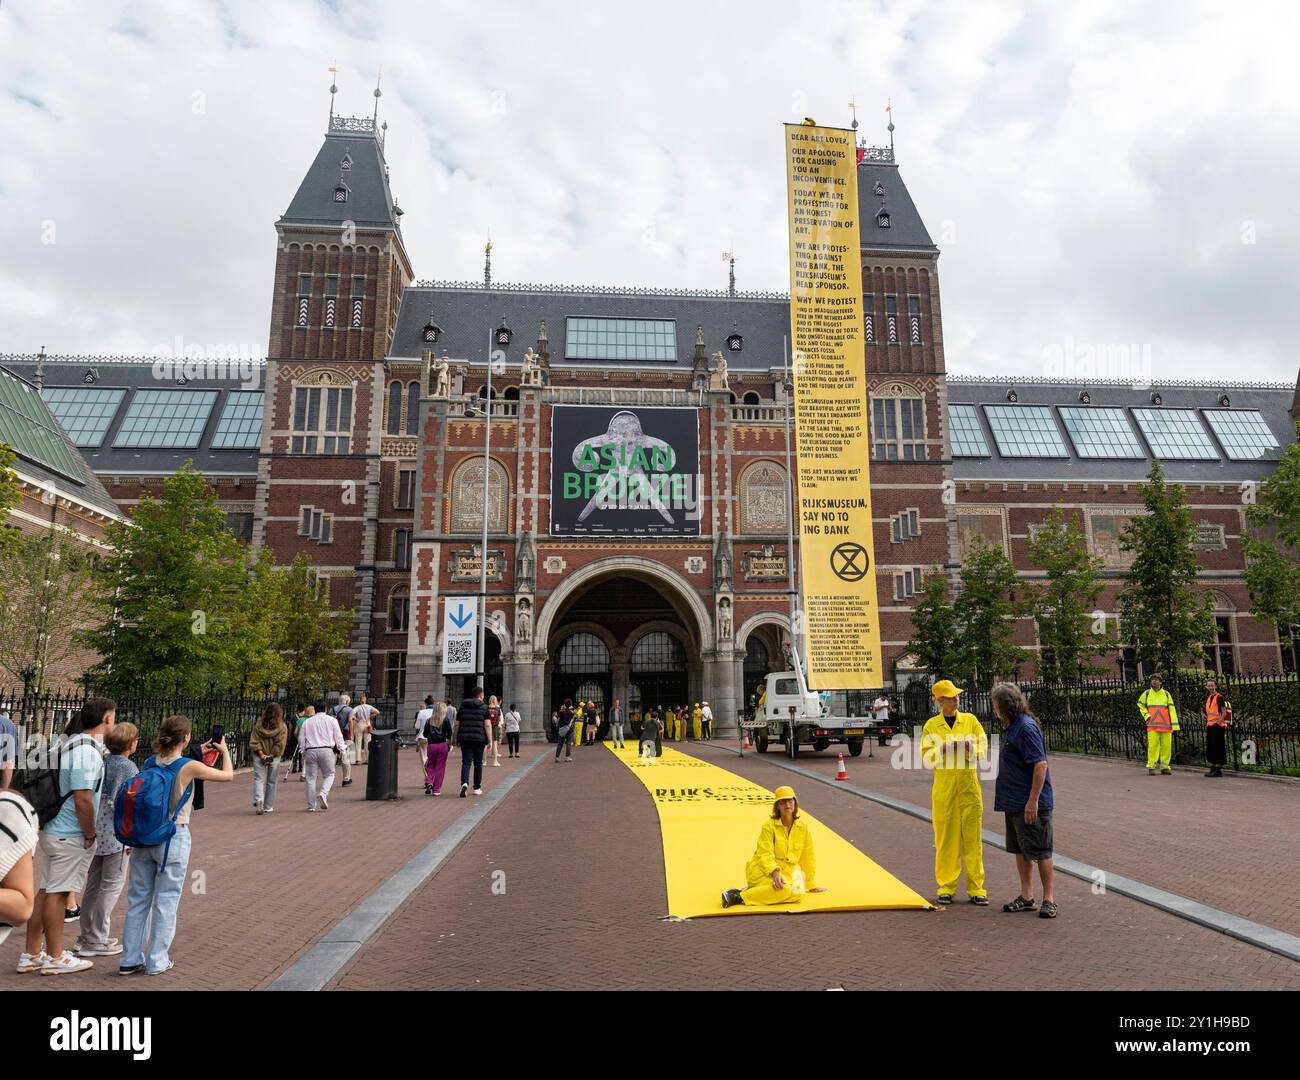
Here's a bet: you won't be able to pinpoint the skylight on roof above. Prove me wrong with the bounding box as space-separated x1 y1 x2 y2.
1058 406 1145 459
210 391 264 450
1132 408 1218 460
41 387 126 448
0 369 85 483
565 317 676 362
983 405 1069 458
113 388 218 449
1202 410 1282 461
947 404 989 457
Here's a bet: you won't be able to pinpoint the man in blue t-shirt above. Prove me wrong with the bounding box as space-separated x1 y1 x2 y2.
991 685 1057 919
19 696 115 974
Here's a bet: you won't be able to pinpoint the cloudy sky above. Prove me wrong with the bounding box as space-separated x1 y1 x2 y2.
2 0 1297 384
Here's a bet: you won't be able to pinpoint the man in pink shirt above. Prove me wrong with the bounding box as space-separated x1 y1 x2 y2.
298 702 348 811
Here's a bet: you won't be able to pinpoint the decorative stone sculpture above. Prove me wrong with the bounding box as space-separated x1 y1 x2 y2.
709 350 730 392
431 354 451 398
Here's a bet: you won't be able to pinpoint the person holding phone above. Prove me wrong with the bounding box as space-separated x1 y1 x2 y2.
118 714 233 976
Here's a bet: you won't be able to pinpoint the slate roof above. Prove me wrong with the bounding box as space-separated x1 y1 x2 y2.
390 283 795 373
0 365 121 518
857 156 938 253
947 377 1297 485
0 358 261 479
279 117 402 233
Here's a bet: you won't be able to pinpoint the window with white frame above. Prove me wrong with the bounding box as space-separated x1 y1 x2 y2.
299 505 334 544
891 508 921 543
291 384 353 454
396 468 416 509
893 567 923 601
872 396 926 461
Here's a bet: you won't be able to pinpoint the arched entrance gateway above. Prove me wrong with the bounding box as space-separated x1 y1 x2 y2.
530 558 725 735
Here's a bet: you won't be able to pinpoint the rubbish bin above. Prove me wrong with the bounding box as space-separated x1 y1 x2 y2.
366 728 399 801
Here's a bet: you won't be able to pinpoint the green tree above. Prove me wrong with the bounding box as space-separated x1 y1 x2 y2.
1242 426 1300 633
956 538 1029 685
273 555 351 701
222 546 289 692
1117 459 1216 682
904 571 967 681
1026 507 1108 681
82 463 247 693
0 445 22 569
0 533 100 691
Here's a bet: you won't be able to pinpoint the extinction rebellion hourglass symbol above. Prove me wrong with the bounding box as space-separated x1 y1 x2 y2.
830 542 869 582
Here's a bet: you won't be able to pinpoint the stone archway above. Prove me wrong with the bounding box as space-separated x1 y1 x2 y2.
735 611 792 716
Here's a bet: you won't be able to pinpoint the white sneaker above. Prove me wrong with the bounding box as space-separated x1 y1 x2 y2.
264 807 274 814
16 951 48 973
41 950 93 975
307 806 317 812
317 793 329 810
146 960 174 976
76 942 123 957
473 788 483 795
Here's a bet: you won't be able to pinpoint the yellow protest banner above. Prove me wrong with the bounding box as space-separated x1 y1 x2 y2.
784 123 883 689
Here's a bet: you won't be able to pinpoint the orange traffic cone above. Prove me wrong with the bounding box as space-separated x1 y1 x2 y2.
742 729 752 749
834 752 849 781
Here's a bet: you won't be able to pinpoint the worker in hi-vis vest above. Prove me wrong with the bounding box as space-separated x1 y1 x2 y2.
921 679 989 905
1137 673 1179 775
1203 677 1231 778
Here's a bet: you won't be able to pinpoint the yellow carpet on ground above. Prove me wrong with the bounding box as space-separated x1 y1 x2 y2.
607 742 931 918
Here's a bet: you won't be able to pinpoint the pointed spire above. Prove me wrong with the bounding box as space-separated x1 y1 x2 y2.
722 250 736 297
886 98 895 157
372 67 383 125
34 344 46 390
692 326 710 388
328 64 338 123
484 236 493 288
849 96 858 132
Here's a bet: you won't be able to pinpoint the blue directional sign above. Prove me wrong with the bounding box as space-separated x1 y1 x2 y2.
442 595 478 675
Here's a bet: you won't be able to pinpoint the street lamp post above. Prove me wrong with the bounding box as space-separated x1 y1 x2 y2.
477 325 494 695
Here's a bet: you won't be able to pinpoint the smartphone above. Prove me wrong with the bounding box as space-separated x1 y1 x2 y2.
202 724 224 767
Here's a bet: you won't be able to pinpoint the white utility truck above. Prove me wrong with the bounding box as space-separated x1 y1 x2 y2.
745 671 891 759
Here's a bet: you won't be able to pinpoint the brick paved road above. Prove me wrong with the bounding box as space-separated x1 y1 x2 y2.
708 737 1300 936
1 745 542 991
333 744 1300 991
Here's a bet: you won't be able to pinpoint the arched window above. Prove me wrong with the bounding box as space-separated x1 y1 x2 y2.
871 382 927 461
406 381 420 436
555 632 610 673
744 636 770 704
631 631 685 671
743 391 761 405
450 457 509 533
739 460 788 534
502 386 520 400
387 381 402 435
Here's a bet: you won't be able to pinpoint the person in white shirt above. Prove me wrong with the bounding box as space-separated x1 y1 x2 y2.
503 704 522 759
350 694 378 765
873 695 890 722
701 701 714 740
299 702 348 811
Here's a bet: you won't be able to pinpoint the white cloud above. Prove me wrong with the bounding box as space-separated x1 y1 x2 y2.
0 0 1296 384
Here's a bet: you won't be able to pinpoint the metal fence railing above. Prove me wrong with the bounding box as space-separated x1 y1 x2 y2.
883 672 1300 777
0 685 399 771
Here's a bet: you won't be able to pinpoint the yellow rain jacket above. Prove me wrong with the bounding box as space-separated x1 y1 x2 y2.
1137 688 1180 731
691 706 703 740
743 816 817 905
921 711 988 898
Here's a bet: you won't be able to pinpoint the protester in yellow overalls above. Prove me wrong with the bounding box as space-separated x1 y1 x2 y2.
1137 673 1179 775
572 701 585 748
921 680 989 906
721 785 827 908
691 703 703 740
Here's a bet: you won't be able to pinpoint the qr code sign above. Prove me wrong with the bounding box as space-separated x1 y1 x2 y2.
446 638 473 667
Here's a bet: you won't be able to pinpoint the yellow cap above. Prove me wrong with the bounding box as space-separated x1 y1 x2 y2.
931 679 963 698
773 785 797 801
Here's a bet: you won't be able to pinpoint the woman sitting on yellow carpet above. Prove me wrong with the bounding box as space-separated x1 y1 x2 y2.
722 786 827 907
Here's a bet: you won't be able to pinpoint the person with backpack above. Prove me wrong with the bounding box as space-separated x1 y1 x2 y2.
455 688 490 796
117 714 233 976
350 694 378 765
503 703 522 759
417 698 453 795
74 722 139 958
17 696 115 975
553 699 575 763
331 695 355 787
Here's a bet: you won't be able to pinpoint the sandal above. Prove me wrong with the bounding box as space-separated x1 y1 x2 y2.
1002 895 1037 912
1038 900 1059 919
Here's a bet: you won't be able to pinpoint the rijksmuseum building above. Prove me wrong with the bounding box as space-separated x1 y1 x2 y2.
4 109 1298 734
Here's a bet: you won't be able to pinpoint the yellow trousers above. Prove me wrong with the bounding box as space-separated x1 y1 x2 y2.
743 865 806 906
1146 730 1173 770
574 720 585 746
931 773 986 898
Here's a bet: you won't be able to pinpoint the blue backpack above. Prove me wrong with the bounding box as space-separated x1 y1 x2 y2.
114 757 191 854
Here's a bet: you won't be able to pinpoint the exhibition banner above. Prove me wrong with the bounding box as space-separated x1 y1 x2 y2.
549 405 701 536
784 123 884 688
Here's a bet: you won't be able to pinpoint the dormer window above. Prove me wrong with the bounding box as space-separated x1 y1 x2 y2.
727 333 743 352
423 319 442 343
873 181 885 196
333 184 349 203
340 153 352 171
876 208 891 229
495 323 513 346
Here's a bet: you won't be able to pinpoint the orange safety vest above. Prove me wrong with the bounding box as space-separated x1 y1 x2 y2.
1145 704 1172 732
1205 694 1229 728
